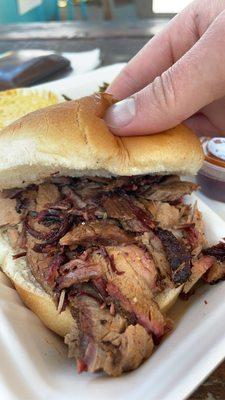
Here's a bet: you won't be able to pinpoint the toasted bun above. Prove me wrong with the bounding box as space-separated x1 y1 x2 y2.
0 93 203 190
0 231 180 337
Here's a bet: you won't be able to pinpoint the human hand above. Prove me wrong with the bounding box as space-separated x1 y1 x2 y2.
105 0 225 137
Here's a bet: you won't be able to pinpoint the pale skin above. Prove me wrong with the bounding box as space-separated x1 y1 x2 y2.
104 0 225 137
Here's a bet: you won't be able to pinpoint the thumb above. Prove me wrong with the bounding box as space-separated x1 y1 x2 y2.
104 13 225 136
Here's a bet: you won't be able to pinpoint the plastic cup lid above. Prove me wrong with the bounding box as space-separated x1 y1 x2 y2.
207 137 225 161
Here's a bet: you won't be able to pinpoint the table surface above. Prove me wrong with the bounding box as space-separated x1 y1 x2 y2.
0 20 224 400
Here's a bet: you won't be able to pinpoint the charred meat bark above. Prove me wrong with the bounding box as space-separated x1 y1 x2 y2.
203 260 225 284
203 241 225 262
155 228 191 285
202 241 225 283
60 220 134 247
140 176 198 202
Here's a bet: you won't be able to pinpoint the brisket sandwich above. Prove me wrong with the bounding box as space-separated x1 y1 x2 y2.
0 93 224 376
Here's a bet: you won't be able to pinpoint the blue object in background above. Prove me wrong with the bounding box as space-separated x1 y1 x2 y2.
0 0 59 24
0 0 88 24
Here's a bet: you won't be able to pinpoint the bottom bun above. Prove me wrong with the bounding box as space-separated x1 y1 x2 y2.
0 230 73 337
155 286 183 313
0 229 180 338
14 284 74 337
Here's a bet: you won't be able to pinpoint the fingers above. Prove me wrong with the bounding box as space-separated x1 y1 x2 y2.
107 0 225 100
107 1 198 100
105 11 225 136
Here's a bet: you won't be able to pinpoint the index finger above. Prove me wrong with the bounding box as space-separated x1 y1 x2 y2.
107 2 198 99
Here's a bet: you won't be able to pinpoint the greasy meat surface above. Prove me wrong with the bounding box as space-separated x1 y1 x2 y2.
91 245 164 337
183 256 214 293
102 195 155 232
203 241 225 283
0 195 21 226
26 239 54 294
60 220 134 247
1 173 220 376
140 231 172 289
155 228 191 285
36 183 60 211
147 202 180 229
65 297 154 376
203 241 225 262
140 176 198 202
203 260 225 284
57 264 102 289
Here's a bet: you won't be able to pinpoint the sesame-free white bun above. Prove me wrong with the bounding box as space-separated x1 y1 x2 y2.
0 93 203 190
0 230 74 337
0 230 181 337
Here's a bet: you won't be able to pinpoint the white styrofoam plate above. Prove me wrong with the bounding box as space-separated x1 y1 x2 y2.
0 195 225 400
1 65 225 400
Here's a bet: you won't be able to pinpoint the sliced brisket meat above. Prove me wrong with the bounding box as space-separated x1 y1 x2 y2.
70 180 106 200
184 204 205 256
60 220 134 247
202 242 225 283
46 253 66 288
66 294 154 376
91 245 165 338
140 231 173 289
117 324 154 372
102 195 135 220
2 172 215 376
203 260 225 284
183 255 214 293
71 175 162 199
147 201 180 229
102 195 155 232
59 257 93 273
140 178 198 202
56 264 102 289
15 187 37 215
155 227 191 285
25 213 73 245
26 237 55 294
123 196 155 230
36 183 60 211
88 176 130 192
106 281 165 338
68 282 106 304
0 195 21 226
202 241 225 262
61 186 87 208
95 244 159 293
7 226 21 249
50 176 75 186
35 209 64 227
2 188 24 199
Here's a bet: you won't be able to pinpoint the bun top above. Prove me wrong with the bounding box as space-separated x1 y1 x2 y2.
0 93 203 189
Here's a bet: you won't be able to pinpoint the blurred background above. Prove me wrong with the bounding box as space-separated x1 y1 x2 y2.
0 0 194 71
0 0 191 24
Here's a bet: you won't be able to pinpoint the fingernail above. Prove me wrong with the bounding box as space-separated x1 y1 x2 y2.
104 97 136 128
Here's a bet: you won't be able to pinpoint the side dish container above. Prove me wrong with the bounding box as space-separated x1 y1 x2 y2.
197 137 225 202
